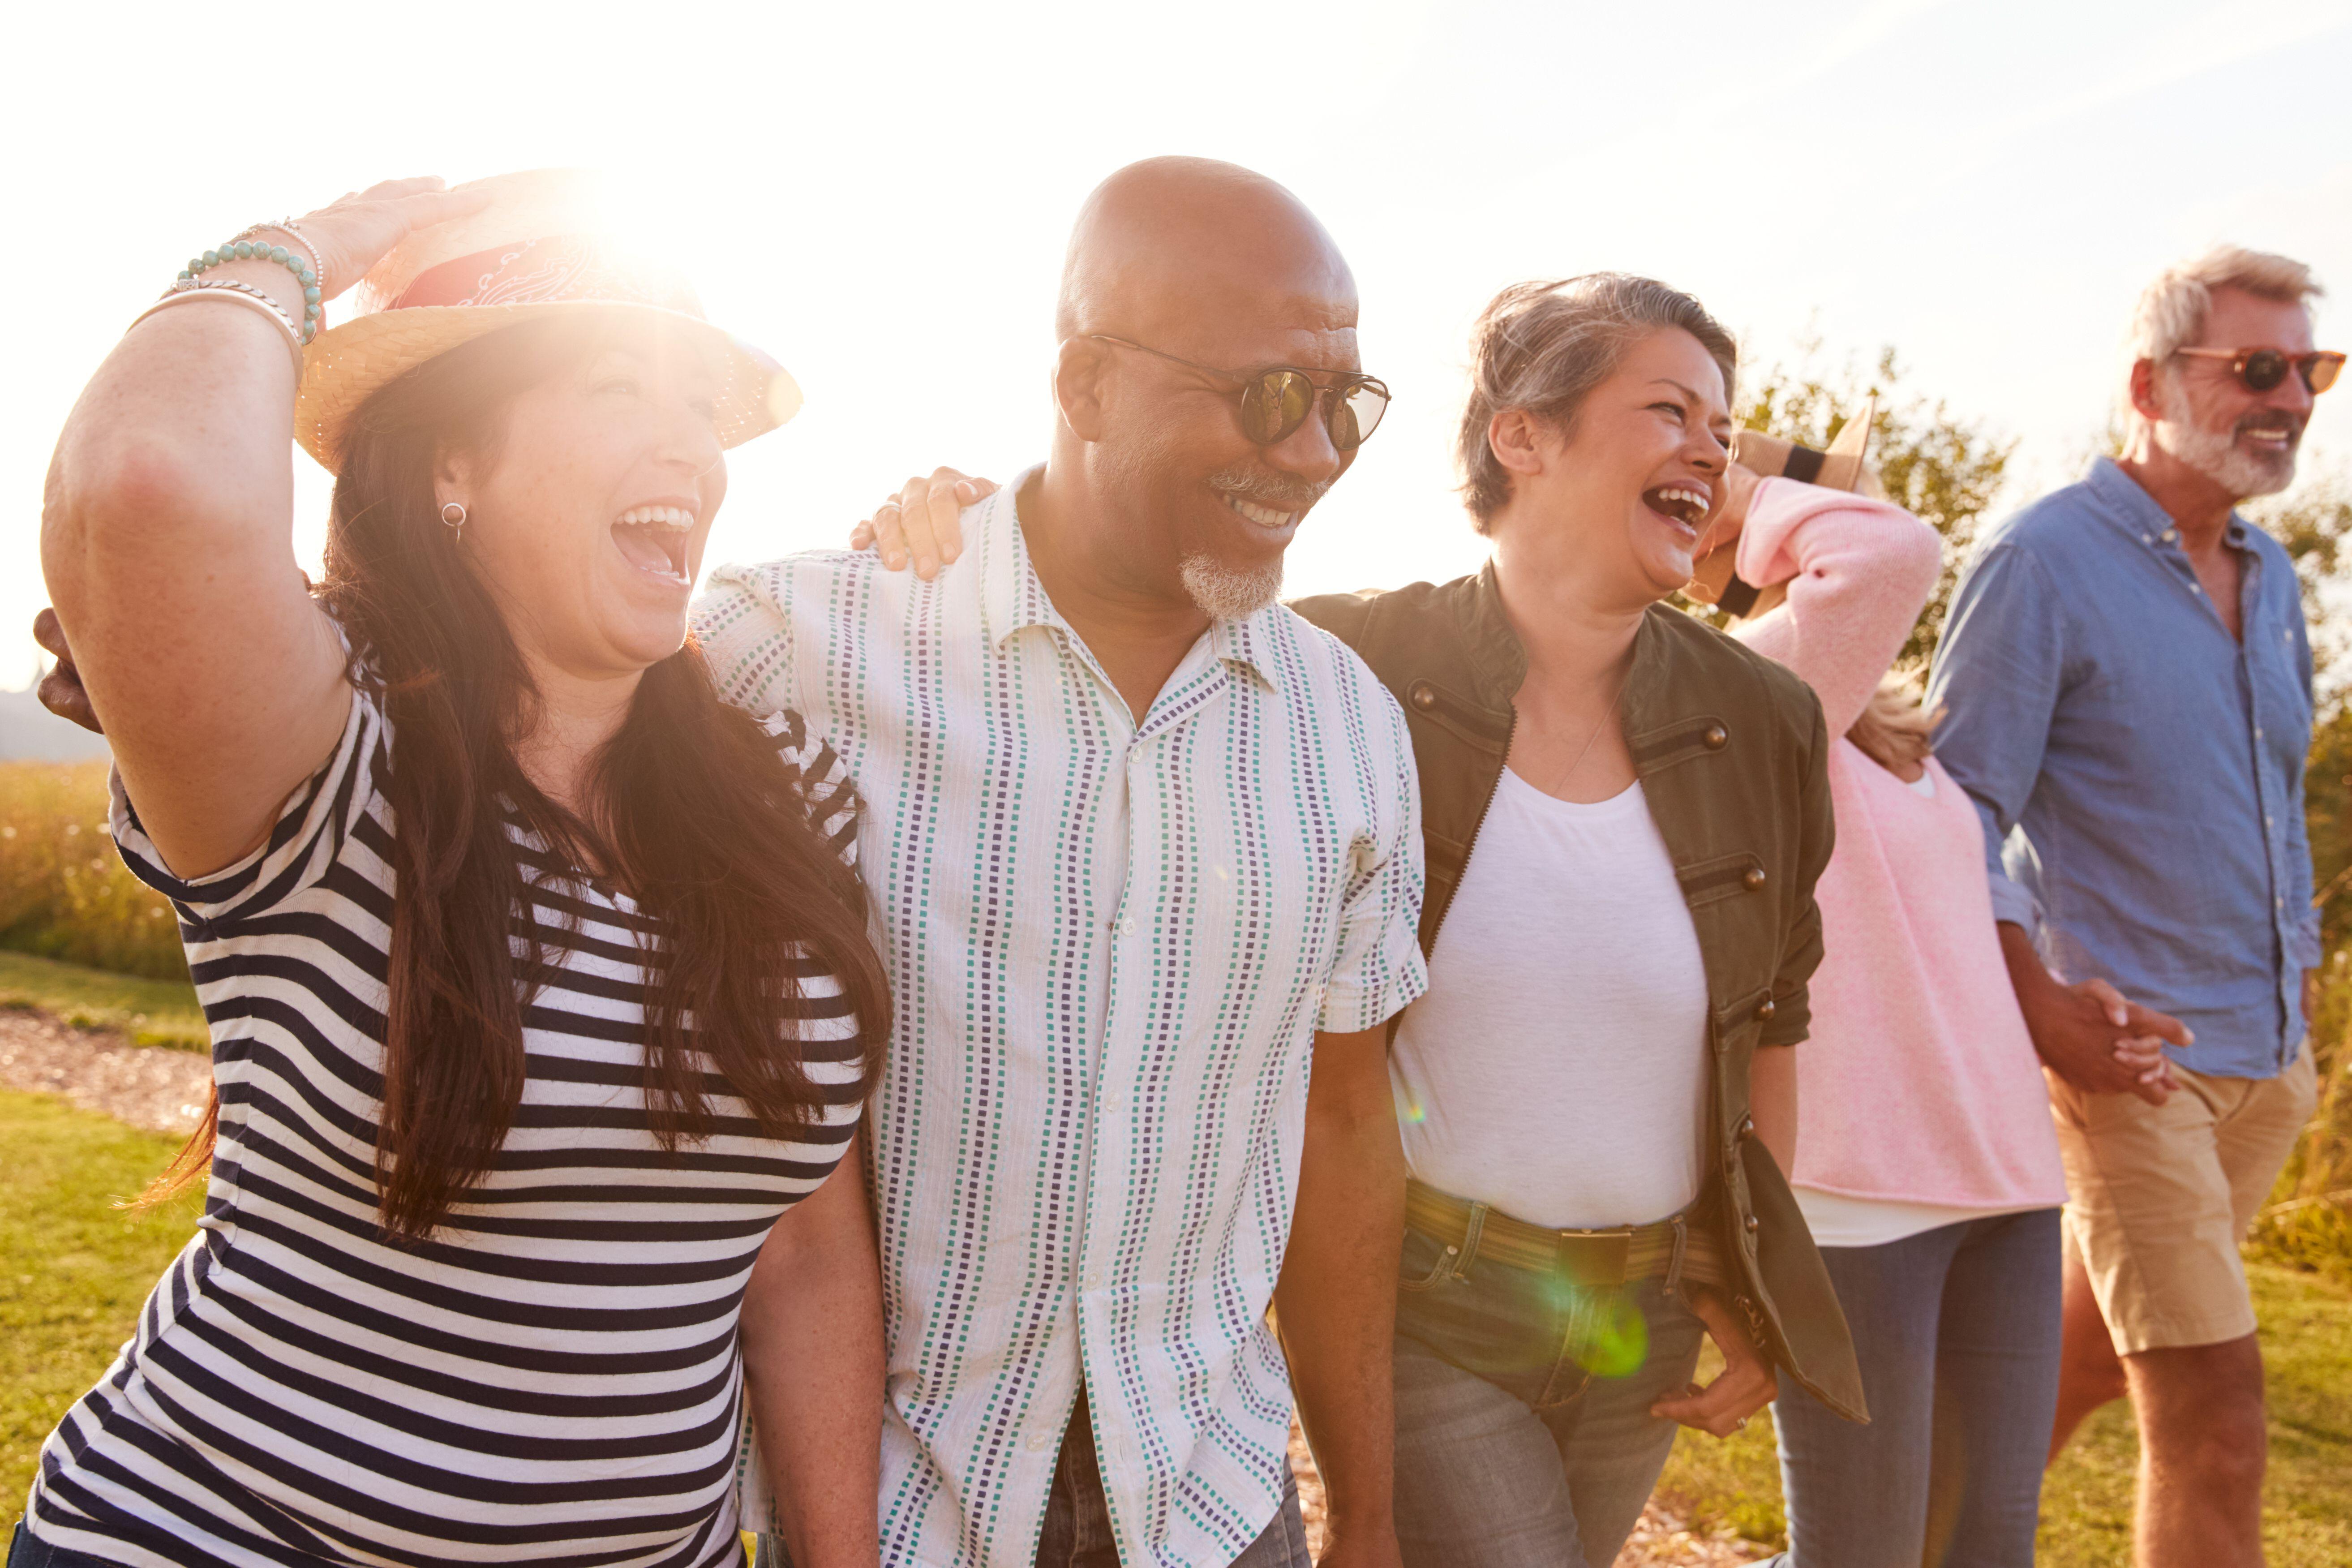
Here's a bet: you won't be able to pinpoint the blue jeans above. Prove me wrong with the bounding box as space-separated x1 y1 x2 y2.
1764 1207 2062 1568
1391 1226 1709 1568
7 1523 113 1568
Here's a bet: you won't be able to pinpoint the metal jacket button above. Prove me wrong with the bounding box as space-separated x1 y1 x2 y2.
1703 723 1729 749
1408 681 1438 710
1743 867 1767 891
1753 997 1777 1022
1744 1214 1762 1234
1737 1114 1755 1141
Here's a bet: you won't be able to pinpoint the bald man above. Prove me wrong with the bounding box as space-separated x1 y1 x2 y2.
695 158 1425 1568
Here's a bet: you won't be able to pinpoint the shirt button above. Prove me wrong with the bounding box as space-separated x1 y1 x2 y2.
1083 1265 1105 1290
1103 1087 1128 1113
1026 1431 1053 1452
1120 916 1136 936
1743 867 1767 891
2162 529 2178 542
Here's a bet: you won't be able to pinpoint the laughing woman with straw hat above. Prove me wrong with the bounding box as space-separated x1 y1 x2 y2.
18 173 892 1568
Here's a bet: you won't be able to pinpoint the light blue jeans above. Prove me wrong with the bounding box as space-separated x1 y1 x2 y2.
1390 1224 1709 1568
1762 1207 2062 1568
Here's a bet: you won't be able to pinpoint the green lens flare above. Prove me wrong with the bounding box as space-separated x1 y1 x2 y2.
1575 1293 1650 1378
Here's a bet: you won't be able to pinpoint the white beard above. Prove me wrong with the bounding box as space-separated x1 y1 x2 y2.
1180 554 1284 622
2155 377 2300 499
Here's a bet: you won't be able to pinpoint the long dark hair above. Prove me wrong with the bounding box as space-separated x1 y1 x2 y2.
148 317 890 1239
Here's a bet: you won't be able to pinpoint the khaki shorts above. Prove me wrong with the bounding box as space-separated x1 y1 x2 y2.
2048 1043 2318 1355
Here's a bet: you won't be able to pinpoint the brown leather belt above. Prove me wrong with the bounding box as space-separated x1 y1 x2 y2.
1406 1178 1730 1291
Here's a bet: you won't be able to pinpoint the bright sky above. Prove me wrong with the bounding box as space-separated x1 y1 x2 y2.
7 0 2351 686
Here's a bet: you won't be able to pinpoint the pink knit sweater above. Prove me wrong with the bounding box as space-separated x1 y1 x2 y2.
1732 480 2067 1209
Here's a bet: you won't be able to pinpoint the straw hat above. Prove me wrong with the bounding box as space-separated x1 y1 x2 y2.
1695 396 1882 618
293 169 801 473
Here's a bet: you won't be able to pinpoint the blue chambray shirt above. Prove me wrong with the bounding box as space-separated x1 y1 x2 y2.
1927 457 2319 1081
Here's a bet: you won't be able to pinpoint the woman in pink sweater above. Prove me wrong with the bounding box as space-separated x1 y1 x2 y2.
1701 457 2070 1568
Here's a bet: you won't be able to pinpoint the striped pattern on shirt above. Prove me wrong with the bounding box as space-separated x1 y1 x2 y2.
26 687 867 1568
695 473 1428 1568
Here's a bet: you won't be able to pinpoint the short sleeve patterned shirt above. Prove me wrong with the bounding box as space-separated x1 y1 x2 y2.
694 475 1427 1568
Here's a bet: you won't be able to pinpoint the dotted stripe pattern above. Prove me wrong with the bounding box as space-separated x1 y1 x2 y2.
695 477 1426 1568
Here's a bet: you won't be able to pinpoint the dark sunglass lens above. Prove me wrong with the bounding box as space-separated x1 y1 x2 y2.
2305 354 2344 395
1240 371 1315 444
2240 350 2289 392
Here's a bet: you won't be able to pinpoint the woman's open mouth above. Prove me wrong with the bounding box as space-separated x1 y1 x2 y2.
1641 485 1710 531
611 506 694 588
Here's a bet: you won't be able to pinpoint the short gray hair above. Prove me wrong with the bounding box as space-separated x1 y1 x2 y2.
1456 274 1737 533
2128 245 2323 365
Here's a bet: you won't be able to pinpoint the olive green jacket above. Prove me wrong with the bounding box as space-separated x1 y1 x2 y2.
1294 564 1867 1422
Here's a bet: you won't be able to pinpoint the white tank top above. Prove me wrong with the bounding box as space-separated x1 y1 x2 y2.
1390 770 1711 1229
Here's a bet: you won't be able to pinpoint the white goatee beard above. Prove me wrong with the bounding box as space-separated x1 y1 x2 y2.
1179 554 1284 622
2156 378 2299 500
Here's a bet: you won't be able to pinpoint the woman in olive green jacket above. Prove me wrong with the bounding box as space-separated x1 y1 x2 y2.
1288 275 1861 1568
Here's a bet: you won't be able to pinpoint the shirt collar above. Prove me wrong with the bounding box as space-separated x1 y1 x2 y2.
980 464 1284 695
2083 455 2253 548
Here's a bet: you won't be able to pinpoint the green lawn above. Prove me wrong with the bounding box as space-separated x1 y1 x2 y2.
0 949 206 1051
1 1089 202 1527
1654 1265 2352 1566
5 1080 2348 1564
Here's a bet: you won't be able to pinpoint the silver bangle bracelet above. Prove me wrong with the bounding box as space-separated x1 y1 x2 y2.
129 284 305 375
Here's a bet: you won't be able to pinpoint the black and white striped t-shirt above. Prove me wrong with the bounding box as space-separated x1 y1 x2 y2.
27 687 868 1568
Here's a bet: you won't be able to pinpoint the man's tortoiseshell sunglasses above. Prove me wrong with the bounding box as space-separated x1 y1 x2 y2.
1086 334 1391 451
2173 346 2345 395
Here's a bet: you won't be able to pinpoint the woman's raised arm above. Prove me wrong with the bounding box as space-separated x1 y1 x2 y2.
42 178 484 878
1728 479 1942 736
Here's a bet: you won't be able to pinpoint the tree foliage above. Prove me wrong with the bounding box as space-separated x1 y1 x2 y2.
1735 340 2016 670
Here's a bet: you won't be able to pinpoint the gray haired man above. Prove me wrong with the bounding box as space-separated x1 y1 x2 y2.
1930 247 2337 1568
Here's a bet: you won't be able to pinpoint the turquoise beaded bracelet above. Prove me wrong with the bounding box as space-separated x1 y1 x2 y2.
175 234 323 344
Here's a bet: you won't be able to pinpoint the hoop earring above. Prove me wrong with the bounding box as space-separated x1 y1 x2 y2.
439 501 468 540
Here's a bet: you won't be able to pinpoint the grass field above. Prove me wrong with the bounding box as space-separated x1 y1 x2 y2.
0 949 206 1051
0 1090 203 1527
0 760 188 983
1652 1265 2352 1566
3 1081 2347 1563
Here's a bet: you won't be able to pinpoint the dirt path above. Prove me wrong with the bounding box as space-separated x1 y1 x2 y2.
0 1006 1765 1565
0 1007 210 1137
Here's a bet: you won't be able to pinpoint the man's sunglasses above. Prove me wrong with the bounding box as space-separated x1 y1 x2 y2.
1086 335 1391 451
2174 346 2345 395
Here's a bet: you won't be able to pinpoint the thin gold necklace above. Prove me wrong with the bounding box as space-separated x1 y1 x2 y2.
1520 670 1629 799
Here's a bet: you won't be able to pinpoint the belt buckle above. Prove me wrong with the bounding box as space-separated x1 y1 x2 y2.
1552 1227 1633 1289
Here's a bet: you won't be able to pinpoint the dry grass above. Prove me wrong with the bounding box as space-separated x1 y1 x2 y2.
0 762 187 983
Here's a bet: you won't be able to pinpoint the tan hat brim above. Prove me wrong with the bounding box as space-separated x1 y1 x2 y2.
294 300 802 474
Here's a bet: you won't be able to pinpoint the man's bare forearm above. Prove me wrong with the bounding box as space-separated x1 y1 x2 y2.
1274 1026 1404 1558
